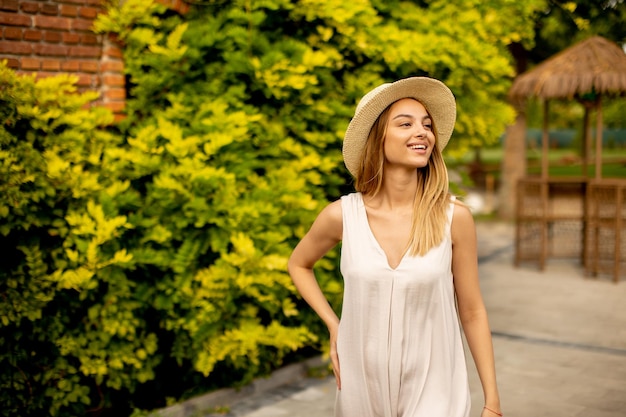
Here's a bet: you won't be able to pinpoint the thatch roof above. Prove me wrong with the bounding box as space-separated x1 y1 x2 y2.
509 36 626 100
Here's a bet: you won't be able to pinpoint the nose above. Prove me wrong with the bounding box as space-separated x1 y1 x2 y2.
413 125 426 137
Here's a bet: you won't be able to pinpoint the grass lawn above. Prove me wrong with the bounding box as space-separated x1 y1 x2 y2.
446 147 626 180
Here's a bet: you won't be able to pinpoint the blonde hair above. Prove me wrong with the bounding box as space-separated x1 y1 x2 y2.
354 100 451 256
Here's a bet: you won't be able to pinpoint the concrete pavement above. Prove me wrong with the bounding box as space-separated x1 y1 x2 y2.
192 220 626 417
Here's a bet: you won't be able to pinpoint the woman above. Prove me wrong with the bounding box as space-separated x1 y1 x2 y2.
288 77 502 417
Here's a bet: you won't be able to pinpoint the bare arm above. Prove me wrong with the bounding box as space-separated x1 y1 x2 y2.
288 199 343 388
451 204 502 416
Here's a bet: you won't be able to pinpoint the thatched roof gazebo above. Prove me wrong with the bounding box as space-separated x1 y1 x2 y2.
510 36 626 282
509 36 626 179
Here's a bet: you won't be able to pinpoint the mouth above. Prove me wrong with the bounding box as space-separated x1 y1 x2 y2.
408 143 427 150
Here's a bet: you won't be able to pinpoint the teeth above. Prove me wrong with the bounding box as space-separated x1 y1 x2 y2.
409 144 426 150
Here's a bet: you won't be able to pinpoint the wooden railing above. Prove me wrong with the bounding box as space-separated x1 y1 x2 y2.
585 179 626 282
515 177 625 282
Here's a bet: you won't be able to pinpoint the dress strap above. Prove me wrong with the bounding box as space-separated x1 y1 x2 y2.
447 195 457 234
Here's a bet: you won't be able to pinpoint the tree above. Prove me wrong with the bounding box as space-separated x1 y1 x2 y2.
499 0 626 219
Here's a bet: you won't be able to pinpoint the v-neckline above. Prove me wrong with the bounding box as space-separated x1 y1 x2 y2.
357 193 409 271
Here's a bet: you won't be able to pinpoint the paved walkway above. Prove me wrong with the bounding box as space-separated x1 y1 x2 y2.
199 221 626 417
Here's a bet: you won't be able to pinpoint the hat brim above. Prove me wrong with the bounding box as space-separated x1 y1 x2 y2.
342 77 456 177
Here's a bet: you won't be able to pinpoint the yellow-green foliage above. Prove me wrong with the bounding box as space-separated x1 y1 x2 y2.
0 60 323 416
0 62 148 416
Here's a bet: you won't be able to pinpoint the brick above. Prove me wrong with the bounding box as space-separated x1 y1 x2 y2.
20 2 39 14
62 0 102 5
21 57 40 70
61 60 79 71
79 6 98 19
81 33 99 45
75 73 93 87
106 33 121 44
69 45 100 58
63 32 80 44
3 57 18 68
84 74 100 87
60 5 78 17
0 0 18 12
79 60 98 72
0 12 31 26
23 29 42 41
103 101 126 113
72 18 94 32
44 31 62 43
112 113 126 122
41 59 61 71
0 40 31 54
3 27 22 40
102 45 122 59
157 0 189 14
102 73 124 87
41 3 58 15
100 60 123 72
103 88 126 100
34 16 71 30
33 43 67 57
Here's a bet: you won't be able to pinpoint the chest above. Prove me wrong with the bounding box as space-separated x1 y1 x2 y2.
365 208 413 269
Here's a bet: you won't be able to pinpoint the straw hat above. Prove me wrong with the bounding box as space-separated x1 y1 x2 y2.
342 77 456 177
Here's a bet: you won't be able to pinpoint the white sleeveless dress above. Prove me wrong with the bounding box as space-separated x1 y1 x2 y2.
335 192 470 417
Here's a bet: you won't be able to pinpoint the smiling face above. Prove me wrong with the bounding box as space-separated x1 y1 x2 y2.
383 98 436 172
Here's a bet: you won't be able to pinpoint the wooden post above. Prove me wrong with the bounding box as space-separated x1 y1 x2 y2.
582 104 590 179
541 100 549 180
540 100 549 270
595 96 603 179
592 185 599 278
540 180 549 271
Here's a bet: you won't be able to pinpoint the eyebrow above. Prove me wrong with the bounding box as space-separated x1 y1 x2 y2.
392 114 431 121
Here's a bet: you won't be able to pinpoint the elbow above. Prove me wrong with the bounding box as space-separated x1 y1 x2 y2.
459 306 488 327
287 255 297 278
287 254 309 281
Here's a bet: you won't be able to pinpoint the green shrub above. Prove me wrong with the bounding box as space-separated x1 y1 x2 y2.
0 54 328 415
0 62 134 415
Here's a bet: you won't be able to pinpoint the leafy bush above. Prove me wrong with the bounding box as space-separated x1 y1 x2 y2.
0 62 133 415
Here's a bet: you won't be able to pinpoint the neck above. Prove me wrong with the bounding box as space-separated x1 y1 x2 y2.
367 167 417 210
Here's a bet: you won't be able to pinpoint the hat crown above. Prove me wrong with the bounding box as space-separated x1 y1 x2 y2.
355 83 392 114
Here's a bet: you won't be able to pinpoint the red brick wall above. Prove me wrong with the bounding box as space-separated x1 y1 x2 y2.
0 0 126 119
0 0 189 121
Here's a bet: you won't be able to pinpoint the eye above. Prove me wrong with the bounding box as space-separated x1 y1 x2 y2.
423 119 432 130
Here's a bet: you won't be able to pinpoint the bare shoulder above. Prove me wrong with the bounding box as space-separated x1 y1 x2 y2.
311 198 343 242
289 199 343 268
451 200 476 242
320 199 343 223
